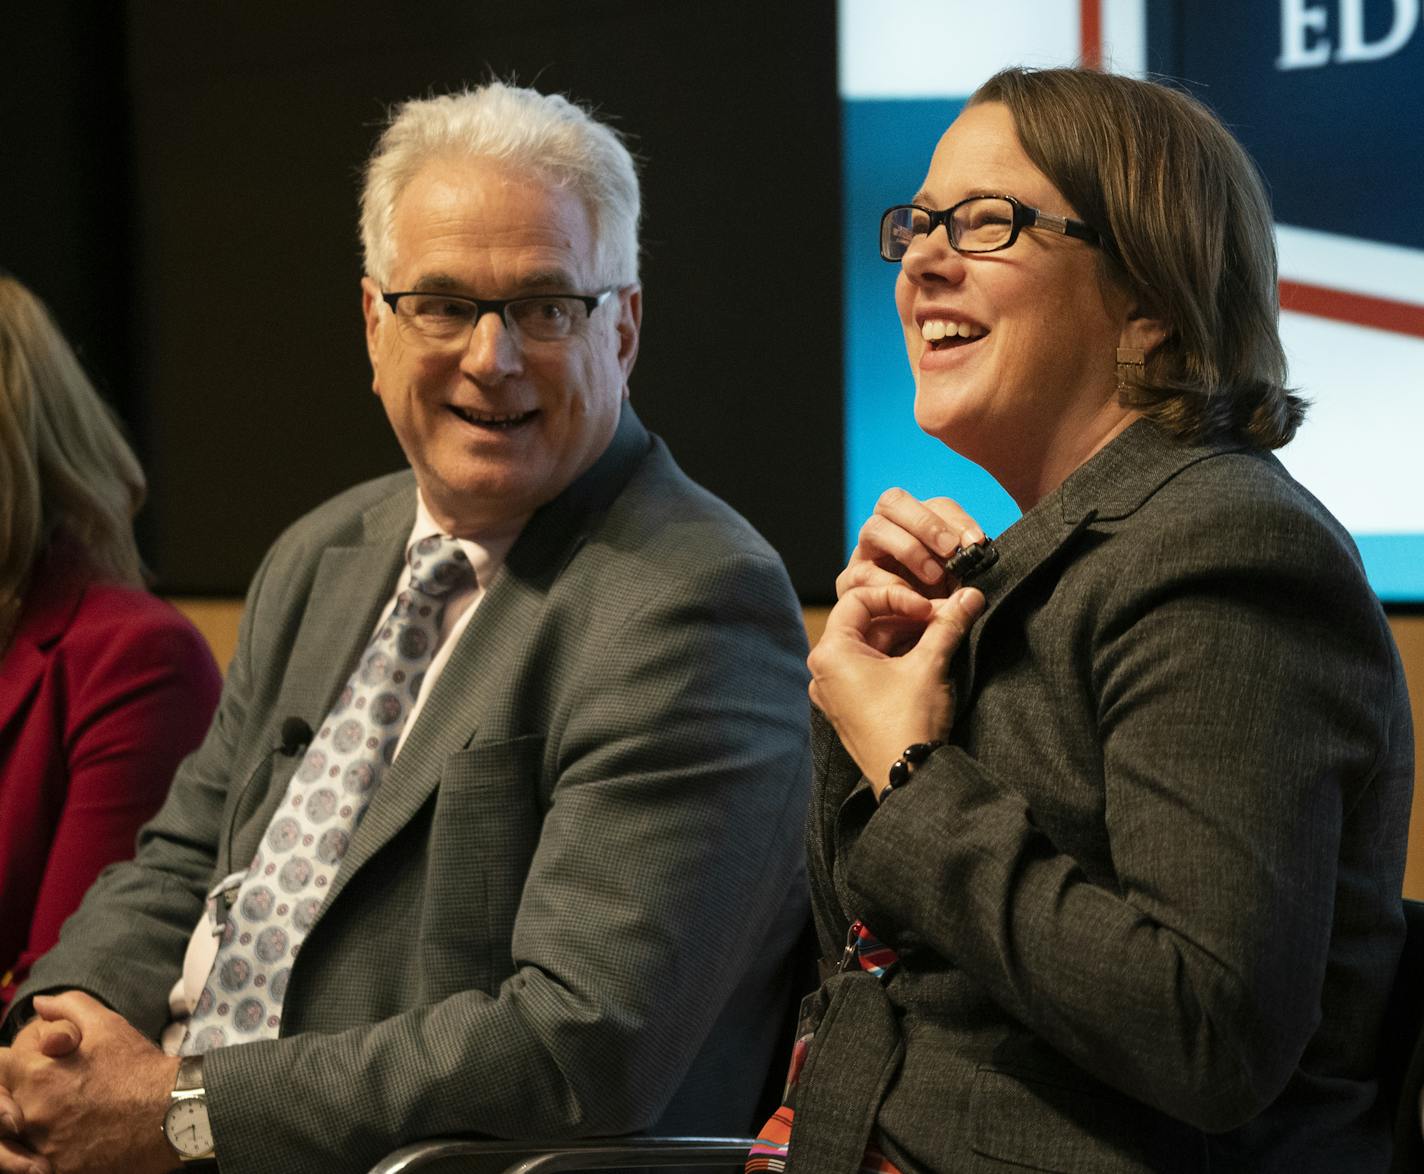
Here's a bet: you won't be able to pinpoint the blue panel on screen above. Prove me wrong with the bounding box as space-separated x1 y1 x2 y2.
1356 536 1424 604
1169 0 1424 252
842 98 1020 557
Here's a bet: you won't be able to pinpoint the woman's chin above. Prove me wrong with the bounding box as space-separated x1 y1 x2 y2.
914 393 982 454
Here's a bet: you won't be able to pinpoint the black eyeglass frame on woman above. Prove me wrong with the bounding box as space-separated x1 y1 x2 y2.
879 195 1107 262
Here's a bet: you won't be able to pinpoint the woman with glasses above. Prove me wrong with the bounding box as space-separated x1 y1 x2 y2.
0 275 221 1008
758 68 1412 1172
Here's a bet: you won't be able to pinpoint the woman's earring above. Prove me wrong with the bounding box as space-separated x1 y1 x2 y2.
1116 346 1145 395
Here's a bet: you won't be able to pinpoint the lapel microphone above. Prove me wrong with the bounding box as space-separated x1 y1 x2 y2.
278 717 315 757
945 538 999 583
220 717 314 881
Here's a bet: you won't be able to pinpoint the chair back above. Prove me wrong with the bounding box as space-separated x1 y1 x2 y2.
1383 898 1424 1173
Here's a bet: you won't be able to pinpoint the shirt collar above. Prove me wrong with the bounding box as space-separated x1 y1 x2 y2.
406 493 526 590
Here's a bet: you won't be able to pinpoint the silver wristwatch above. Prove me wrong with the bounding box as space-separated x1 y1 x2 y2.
162 1054 215 1162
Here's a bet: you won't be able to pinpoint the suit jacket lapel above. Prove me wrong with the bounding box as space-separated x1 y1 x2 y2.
956 420 1241 707
331 403 653 900
224 489 410 877
270 489 412 743
956 498 1090 708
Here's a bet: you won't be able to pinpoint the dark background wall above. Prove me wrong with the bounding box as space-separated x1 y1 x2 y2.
2 1 843 601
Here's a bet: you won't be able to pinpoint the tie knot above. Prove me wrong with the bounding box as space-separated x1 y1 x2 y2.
406 535 475 598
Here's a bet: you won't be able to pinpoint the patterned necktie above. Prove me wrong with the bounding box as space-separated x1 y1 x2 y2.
181 535 474 1054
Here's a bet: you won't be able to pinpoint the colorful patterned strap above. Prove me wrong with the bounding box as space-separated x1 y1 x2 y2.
746 1106 902 1174
850 921 899 978
744 920 904 1174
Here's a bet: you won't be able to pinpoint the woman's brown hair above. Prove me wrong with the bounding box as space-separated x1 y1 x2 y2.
971 67 1304 450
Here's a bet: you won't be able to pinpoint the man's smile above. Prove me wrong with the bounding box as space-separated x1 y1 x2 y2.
447 405 538 429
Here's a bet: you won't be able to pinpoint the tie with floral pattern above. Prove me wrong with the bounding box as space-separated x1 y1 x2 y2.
181 535 474 1054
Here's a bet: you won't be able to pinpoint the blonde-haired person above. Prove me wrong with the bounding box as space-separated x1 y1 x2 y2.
757 67 1412 1172
0 274 221 1008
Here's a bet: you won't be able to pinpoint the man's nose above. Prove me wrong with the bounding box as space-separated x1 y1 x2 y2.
460 310 523 379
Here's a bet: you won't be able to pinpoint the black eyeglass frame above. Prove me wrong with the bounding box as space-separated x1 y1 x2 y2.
879 195 1106 261
379 288 614 339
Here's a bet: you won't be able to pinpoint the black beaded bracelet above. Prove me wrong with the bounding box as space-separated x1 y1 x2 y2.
883 740 944 799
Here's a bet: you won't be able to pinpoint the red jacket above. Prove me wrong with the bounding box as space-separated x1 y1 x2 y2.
0 550 221 1006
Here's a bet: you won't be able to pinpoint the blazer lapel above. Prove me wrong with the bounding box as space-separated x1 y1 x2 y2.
0 554 87 737
956 502 1091 708
329 403 653 901
956 420 1240 707
270 490 412 742
334 551 548 893
0 640 46 739
224 487 411 876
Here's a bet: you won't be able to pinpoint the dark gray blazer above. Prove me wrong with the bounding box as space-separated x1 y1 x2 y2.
791 420 1414 1173
16 406 812 1173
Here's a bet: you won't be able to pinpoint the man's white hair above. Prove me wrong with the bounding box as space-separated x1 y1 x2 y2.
360 82 641 290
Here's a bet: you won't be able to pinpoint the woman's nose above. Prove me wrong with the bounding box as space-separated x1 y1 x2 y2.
900 225 966 287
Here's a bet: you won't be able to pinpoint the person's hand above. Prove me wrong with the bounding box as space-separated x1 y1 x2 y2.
0 992 179 1174
0 1011 84 1174
809 583 984 796
13 1018 81 1063
0 1080 47 1174
836 488 986 607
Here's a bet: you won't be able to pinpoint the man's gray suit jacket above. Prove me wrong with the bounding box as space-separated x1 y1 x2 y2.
17 405 813 1173
789 419 1414 1173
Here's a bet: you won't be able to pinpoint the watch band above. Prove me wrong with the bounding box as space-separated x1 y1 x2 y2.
174 1054 205 1093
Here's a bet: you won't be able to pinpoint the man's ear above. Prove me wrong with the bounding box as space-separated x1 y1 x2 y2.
360 276 384 391
616 284 642 390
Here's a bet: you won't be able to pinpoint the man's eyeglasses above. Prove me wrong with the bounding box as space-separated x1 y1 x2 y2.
879 196 1105 261
381 289 615 347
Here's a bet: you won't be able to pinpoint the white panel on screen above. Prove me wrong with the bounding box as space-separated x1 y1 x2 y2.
1276 311 1424 535
1102 0 1147 75
838 0 1079 97
1277 224 1424 304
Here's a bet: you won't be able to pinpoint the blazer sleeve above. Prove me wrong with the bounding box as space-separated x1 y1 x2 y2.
837 496 1409 1133
194 550 812 1174
806 708 868 963
2 597 221 1005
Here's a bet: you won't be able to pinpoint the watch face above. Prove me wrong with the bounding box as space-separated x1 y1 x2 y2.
164 1096 214 1158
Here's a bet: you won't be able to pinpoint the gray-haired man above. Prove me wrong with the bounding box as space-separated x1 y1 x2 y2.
0 83 809 1174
